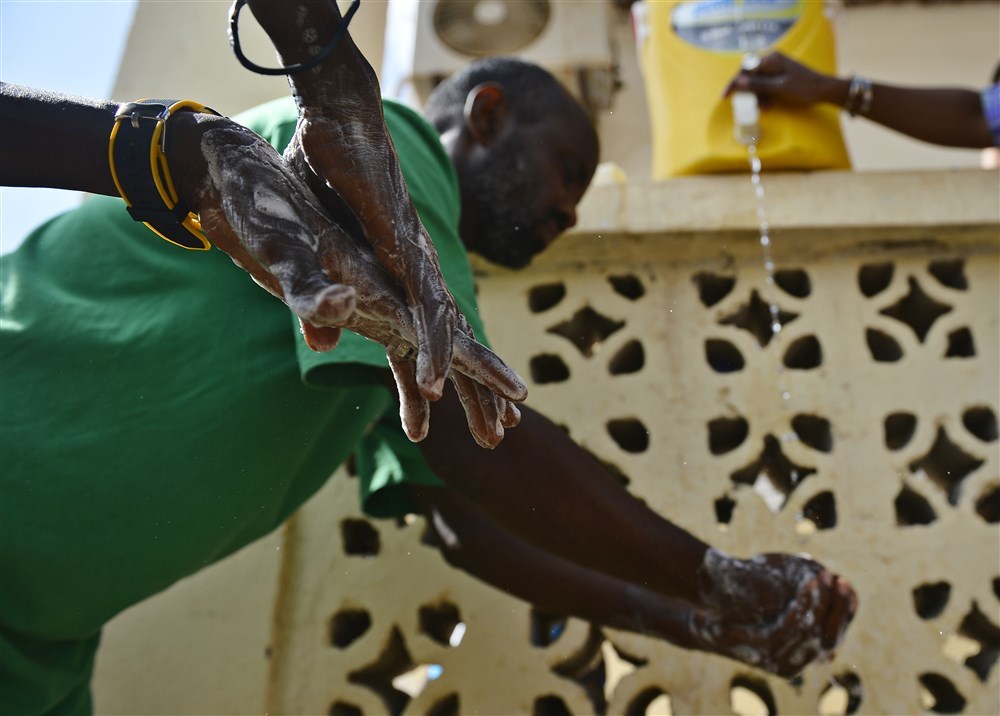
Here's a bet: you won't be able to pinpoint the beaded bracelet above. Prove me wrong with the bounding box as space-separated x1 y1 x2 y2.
844 75 874 117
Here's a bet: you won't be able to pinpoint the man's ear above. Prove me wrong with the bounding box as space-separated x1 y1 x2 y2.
463 82 508 145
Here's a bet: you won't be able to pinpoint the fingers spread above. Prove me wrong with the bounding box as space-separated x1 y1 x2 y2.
285 119 529 419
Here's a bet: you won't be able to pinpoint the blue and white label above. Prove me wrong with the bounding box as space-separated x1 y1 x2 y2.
671 0 803 52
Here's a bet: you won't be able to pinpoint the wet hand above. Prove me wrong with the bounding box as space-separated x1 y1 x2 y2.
169 113 526 446
237 1 528 439
691 566 856 677
169 112 358 346
281 183 525 447
283 97 529 445
290 59 462 403
694 550 858 677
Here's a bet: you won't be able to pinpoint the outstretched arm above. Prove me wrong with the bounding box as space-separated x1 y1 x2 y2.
411 377 857 676
725 51 996 149
0 84 120 195
0 82 359 335
414 482 854 678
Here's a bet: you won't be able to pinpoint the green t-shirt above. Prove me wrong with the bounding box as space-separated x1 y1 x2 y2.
0 98 484 714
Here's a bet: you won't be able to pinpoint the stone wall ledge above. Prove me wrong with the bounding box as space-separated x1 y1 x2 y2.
473 169 999 273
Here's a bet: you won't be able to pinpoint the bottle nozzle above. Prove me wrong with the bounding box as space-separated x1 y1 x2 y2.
731 91 760 145
732 52 762 145
741 52 761 72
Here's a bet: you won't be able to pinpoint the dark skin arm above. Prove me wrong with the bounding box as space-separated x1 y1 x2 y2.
414 484 853 678
247 0 526 445
725 51 995 149
416 378 708 602
375 370 857 676
0 85 119 195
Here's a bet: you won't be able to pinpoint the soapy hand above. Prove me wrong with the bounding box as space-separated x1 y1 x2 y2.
286 54 462 403
293 114 458 400
279 51 529 446
692 550 857 676
220 0 528 442
285 124 527 446
690 567 855 677
168 113 357 343
179 118 525 446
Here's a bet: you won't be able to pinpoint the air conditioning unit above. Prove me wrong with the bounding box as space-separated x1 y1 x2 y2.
382 0 616 111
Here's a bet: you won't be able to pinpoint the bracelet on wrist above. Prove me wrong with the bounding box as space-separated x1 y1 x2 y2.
844 75 873 117
228 0 361 77
109 99 221 250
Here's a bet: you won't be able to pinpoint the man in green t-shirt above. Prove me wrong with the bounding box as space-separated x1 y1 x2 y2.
1 56 856 714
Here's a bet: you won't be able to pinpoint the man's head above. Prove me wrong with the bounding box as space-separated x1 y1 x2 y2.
424 57 600 269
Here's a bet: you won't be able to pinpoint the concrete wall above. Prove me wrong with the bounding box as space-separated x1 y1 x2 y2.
264 168 999 716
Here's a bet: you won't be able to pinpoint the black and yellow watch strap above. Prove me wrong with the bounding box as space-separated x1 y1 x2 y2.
109 99 220 250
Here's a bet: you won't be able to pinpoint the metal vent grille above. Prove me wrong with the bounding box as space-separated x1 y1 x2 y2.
433 0 551 57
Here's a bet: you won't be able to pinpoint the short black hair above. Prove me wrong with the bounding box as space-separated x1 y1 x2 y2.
423 56 583 132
